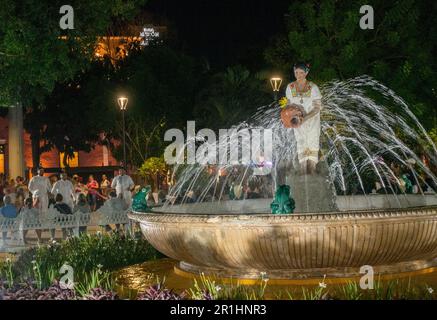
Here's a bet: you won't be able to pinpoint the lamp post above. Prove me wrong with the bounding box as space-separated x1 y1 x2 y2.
270 77 282 101
117 97 128 168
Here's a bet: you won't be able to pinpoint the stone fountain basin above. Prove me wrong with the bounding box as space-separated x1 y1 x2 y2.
129 203 437 279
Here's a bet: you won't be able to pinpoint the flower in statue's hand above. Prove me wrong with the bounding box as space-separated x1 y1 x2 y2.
278 97 288 109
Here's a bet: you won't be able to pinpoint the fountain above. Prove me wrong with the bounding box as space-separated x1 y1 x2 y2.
129 76 437 279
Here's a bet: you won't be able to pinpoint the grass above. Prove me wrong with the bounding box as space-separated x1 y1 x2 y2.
0 257 15 288
74 267 115 297
1 232 162 292
182 274 436 300
337 281 362 300
186 273 268 300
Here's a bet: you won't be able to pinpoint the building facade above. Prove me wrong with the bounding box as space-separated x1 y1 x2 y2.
0 116 119 179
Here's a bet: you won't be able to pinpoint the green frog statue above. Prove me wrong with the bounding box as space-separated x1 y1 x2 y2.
401 174 413 194
270 185 295 214
132 185 151 213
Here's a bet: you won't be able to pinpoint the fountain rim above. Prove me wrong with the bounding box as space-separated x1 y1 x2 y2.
129 205 437 278
128 205 437 223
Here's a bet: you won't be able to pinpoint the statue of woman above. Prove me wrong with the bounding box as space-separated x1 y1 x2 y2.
285 62 322 175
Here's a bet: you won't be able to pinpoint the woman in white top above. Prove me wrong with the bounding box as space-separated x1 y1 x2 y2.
20 197 42 243
285 62 322 175
100 174 111 197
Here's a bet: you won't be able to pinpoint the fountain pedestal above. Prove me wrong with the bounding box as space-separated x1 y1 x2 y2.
289 174 338 213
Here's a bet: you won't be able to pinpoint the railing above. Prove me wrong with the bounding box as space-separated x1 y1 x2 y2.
0 201 132 246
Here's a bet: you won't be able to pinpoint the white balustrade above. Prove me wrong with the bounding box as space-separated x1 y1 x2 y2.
0 202 132 246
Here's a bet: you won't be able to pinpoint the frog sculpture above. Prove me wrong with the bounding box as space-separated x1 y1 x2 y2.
270 185 295 214
132 185 151 213
401 174 413 193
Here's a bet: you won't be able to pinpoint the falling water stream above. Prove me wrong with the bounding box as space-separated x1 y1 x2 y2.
162 76 437 213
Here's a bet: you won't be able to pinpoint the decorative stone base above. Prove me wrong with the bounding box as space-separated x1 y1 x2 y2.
177 258 437 280
289 174 338 213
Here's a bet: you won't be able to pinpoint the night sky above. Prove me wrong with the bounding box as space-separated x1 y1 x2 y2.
147 0 291 69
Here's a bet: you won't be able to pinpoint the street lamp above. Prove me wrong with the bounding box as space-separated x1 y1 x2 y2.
270 77 282 101
117 97 128 168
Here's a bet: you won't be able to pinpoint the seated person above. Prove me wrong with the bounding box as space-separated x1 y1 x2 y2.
104 191 128 233
19 197 42 243
158 189 167 204
247 186 261 199
107 191 128 211
186 190 197 203
15 176 29 209
73 193 91 213
54 193 72 215
229 184 243 200
1 195 18 242
73 193 91 234
1 195 18 218
53 193 73 239
3 187 16 208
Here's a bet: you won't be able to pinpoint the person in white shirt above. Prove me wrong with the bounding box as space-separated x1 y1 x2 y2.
51 171 75 209
28 168 51 214
111 168 134 207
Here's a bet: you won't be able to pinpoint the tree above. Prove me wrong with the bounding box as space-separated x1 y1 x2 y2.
109 44 202 167
138 156 167 192
0 0 146 106
24 59 118 168
193 65 271 130
112 116 167 169
265 0 437 129
0 0 147 169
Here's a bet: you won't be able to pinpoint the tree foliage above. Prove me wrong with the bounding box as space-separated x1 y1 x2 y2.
193 65 271 130
24 59 118 168
110 44 201 167
0 0 146 106
0 0 146 168
138 156 166 191
265 0 437 128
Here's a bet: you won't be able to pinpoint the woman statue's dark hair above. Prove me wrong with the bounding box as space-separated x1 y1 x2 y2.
293 62 310 73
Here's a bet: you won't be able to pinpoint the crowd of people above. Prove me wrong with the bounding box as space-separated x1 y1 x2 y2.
0 167 135 243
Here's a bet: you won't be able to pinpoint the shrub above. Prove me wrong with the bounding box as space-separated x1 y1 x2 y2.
0 281 76 300
82 288 119 300
137 284 186 300
7 232 162 288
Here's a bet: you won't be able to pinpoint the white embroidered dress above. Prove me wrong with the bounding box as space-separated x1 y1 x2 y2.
285 81 322 163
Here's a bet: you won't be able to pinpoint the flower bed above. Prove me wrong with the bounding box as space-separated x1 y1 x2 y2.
1 233 436 300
